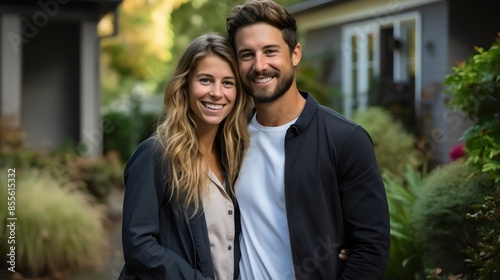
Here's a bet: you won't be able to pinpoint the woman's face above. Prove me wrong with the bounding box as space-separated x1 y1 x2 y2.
189 54 237 131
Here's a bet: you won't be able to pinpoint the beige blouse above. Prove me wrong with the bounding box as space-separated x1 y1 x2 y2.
202 171 235 280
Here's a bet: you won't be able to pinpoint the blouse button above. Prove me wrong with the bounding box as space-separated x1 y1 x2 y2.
228 210 233 215
228 245 232 250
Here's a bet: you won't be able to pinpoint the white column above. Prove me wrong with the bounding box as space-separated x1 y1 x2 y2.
357 32 369 111
341 30 353 118
1 14 22 126
80 20 101 157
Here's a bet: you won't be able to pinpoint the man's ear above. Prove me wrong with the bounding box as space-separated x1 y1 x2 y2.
292 43 302 67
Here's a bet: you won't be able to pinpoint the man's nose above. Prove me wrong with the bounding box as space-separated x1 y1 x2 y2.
253 53 268 73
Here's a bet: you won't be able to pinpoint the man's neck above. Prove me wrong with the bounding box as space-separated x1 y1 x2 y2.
255 89 306 127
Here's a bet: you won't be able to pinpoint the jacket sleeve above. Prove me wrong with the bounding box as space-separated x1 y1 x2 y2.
338 127 391 280
121 139 212 280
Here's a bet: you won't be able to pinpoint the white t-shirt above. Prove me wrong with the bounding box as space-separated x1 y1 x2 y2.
236 114 297 280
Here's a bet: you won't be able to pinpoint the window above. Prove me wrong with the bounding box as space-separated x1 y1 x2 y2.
342 12 421 127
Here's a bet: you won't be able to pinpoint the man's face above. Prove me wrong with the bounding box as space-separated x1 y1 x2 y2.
234 23 301 103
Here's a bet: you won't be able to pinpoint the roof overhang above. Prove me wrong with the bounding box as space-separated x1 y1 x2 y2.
287 0 354 15
0 0 122 18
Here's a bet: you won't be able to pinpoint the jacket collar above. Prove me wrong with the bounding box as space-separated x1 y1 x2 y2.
288 91 319 137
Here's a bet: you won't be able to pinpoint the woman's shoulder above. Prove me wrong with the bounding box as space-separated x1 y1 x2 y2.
125 137 165 170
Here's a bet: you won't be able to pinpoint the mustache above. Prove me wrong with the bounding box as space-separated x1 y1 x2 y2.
247 70 279 80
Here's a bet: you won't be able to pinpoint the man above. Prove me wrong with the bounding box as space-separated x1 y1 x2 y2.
226 0 391 279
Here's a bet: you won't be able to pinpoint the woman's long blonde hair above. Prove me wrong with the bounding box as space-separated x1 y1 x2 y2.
155 34 252 214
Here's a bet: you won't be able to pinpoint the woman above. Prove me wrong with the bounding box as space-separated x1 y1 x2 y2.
119 34 252 280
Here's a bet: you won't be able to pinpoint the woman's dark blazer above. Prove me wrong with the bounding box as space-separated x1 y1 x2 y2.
118 138 241 280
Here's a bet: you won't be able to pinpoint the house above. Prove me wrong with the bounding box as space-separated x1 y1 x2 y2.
288 0 500 165
0 0 122 157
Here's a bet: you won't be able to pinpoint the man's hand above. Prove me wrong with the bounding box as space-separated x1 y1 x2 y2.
339 249 350 261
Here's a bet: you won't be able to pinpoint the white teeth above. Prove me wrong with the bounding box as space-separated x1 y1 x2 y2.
255 77 272 83
204 103 223 110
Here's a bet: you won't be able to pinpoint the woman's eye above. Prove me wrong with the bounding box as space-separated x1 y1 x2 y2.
200 78 211 84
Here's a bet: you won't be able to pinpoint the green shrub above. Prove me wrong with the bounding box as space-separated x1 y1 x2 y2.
384 166 425 280
352 107 418 179
103 110 158 161
445 36 500 181
60 150 124 201
0 148 124 203
411 160 494 276
0 169 108 277
464 189 500 279
445 33 500 278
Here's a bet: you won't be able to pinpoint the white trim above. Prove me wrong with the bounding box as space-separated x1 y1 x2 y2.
1 14 22 126
80 21 101 157
341 31 353 117
295 0 443 33
357 30 369 110
414 13 422 120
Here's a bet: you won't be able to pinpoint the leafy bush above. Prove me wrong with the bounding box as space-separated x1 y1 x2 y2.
103 110 158 161
445 33 500 278
411 160 494 276
383 166 425 280
464 189 500 280
0 148 124 203
0 116 24 152
352 107 418 179
60 150 124 201
445 35 500 181
0 169 108 277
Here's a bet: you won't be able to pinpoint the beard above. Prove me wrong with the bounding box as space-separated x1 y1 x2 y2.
242 68 294 103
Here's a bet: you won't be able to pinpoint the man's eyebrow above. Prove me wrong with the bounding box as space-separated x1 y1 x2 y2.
237 44 282 54
237 48 253 55
263 44 281 49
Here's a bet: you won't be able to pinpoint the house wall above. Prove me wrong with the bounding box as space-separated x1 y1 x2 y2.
22 21 80 151
301 25 343 86
301 1 457 165
0 17 3 115
417 1 452 165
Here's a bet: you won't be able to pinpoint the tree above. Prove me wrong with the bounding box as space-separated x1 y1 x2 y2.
100 0 187 105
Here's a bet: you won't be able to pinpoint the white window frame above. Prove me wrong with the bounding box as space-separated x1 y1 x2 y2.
341 12 422 119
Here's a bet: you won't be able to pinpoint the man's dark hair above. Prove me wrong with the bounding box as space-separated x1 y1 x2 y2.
226 0 298 53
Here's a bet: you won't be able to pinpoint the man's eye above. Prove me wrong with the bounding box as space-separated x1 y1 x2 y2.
240 53 253 60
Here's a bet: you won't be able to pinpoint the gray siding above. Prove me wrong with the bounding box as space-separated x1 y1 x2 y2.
302 25 343 85
418 1 451 164
22 21 80 150
420 1 449 88
0 18 2 115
